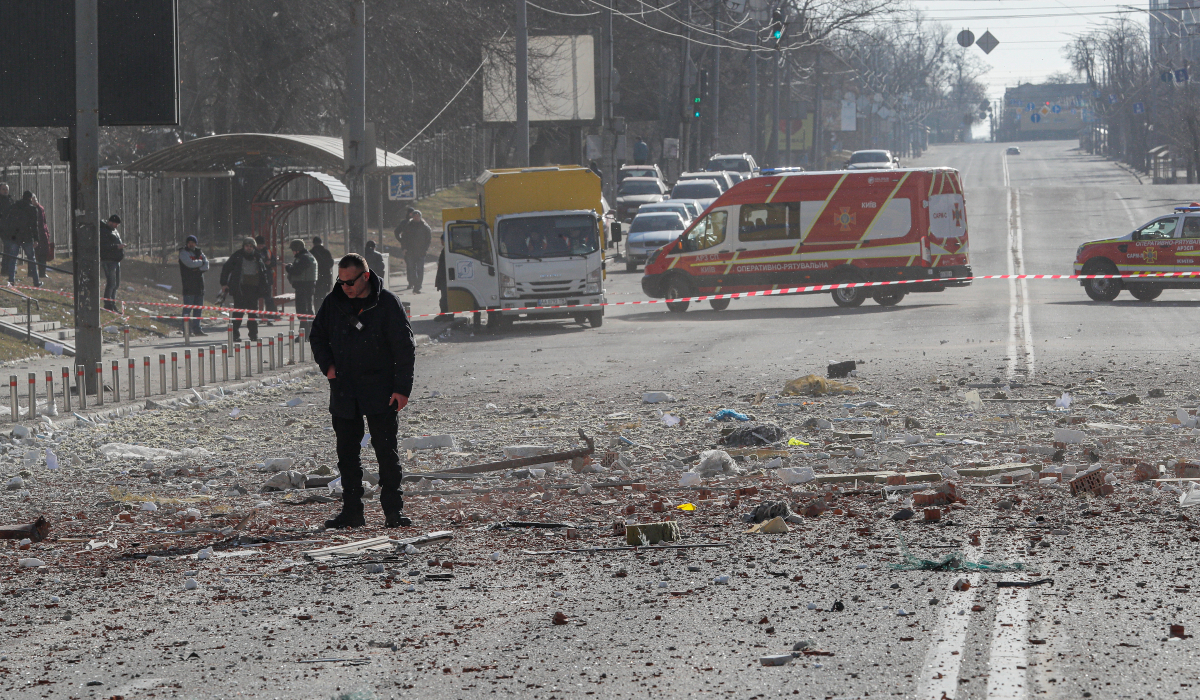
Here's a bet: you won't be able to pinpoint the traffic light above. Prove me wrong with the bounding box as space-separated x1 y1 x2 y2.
694 70 709 119
768 8 788 48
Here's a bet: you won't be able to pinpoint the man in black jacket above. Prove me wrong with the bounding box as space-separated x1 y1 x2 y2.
220 237 270 341
99 215 123 308
285 239 317 332
310 236 334 301
5 191 41 287
310 253 416 529
178 235 209 335
0 184 12 282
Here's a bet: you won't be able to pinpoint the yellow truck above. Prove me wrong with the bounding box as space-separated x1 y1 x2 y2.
442 165 608 330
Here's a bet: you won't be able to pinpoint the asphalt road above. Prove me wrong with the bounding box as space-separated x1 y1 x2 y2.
7 141 1200 700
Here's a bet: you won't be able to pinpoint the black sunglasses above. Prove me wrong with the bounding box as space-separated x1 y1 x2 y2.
337 271 366 287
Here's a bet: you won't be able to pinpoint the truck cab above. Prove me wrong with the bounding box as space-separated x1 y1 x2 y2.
442 166 607 330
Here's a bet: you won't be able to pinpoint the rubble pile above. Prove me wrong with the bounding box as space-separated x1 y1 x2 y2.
1 361 1198 694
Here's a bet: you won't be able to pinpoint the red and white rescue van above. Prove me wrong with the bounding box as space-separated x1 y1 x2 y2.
1074 203 1200 302
640 167 972 310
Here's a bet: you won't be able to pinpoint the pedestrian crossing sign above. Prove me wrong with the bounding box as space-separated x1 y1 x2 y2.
388 173 416 201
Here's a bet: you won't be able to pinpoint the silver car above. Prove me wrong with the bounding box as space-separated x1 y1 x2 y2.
669 180 722 211
636 200 696 225
624 211 687 272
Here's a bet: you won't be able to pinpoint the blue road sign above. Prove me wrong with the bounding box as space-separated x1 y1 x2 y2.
1030 113 1041 123
1133 102 1145 114
388 173 416 201
1026 102 1036 112
1051 104 1062 114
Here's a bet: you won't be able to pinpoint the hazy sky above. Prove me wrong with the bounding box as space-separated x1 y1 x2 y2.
909 0 1144 97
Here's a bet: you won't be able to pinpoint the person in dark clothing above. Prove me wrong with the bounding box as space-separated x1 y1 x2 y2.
589 160 604 185
32 193 51 281
285 239 317 332
310 236 334 301
255 235 278 324
5 191 41 287
435 249 453 322
634 137 650 165
310 253 416 529
220 237 270 341
397 208 431 293
99 215 123 308
363 240 386 278
178 235 210 335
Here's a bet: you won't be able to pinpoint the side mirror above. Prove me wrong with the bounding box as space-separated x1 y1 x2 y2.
611 222 623 243
1131 231 1140 242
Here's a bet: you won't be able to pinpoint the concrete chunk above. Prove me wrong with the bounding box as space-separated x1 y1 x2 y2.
625 521 681 546
957 462 1043 478
814 471 897 484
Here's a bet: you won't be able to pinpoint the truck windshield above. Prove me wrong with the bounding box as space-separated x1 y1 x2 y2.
672 181 721 199
496 215 599 259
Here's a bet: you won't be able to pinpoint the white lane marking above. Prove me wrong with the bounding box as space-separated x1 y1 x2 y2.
1013 190 1035 378
1114 192 1138 228
1002 152 1010 189
918 574 981 700
986 587 1031 700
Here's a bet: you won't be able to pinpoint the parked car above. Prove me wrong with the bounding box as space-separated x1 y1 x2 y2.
844 150 899 170
624 211 687 272
1006 146 1021 155
635 200 696 225
618 163 666 183
669 179 722 211
677 170 734 192
705 153 759 176
616 176 669 222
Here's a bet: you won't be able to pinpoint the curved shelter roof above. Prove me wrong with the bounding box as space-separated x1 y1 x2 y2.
120 133 413 176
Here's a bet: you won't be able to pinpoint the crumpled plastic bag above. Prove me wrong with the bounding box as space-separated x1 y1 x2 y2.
719 424 786 447
778 467 815 484
890 535 1024 572
260 470 307 492
690 449 742 478
1181 482 1200 508
782 375 860 397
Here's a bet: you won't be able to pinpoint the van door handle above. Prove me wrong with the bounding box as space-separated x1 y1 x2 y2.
735 248 747 252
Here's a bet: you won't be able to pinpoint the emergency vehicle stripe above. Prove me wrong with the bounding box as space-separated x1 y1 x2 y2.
906 255 916 266
668 255 680 270
857 171 911 246
796 173 848 248
765 176 789 204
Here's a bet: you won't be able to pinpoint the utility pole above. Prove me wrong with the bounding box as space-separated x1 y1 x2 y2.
515 0 530 167
347 0 367 254
602 1 614 205
749 37 758 160
770 49 780 167
811 50 821 168
72 0 101 394
678 0 692 173
710 0 721 156
784 58 792 166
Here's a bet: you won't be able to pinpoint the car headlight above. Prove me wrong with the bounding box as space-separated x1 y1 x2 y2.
586 268 602 295
647 248 662 266
500 273 519 299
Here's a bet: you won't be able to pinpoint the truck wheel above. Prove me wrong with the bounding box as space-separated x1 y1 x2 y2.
831 273 867 307
872 291 906 306
587 311 604 328
1082 259 1121 302
626 260 638 273
488 311 513 333
709 298 730 311
665 278 692 313
1128 285 1162 301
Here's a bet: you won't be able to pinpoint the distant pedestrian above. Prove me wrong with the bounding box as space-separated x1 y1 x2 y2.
220 237 270 342
311 236 334 299
634 137 650 165
363 240 386 278
310 253 416 530
32 193 51 281
397 208 431 293
178 235 209 336
435 248 452 322
5 191 40 287
98 215 124 308
255 235 279 324
392 206 415 249
589 160 604 184
285 239 317 332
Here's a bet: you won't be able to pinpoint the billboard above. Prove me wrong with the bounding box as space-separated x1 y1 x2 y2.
0 0 178 127
483 35 597 124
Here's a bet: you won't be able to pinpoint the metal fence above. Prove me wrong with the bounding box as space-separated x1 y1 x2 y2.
399 125 489 200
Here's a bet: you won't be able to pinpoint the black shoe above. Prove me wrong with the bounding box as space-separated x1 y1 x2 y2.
194 328 208 336
435 314 454 323
232 332 242 342
385 511 412 528
324 500 366 529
